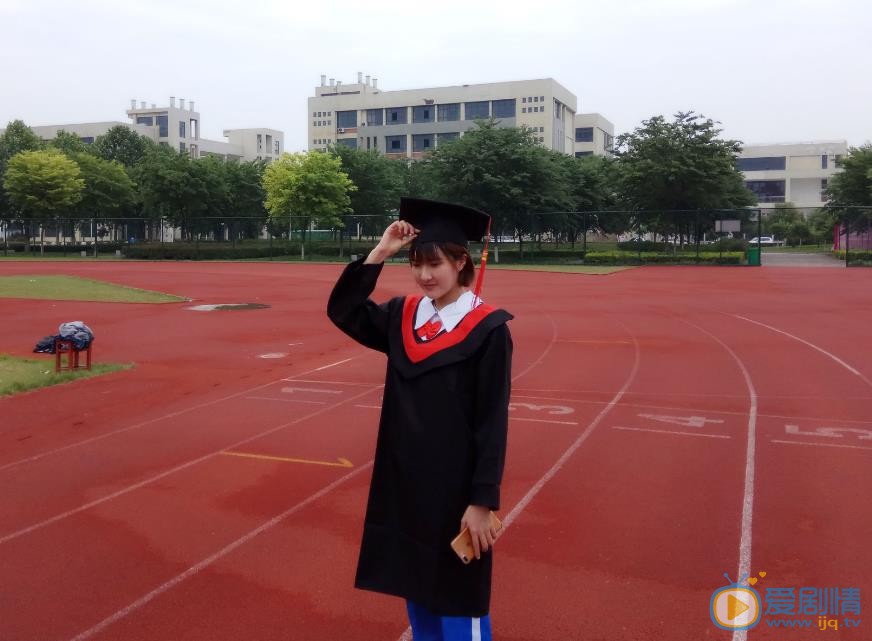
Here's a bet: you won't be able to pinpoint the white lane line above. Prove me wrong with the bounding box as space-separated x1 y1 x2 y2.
678 318 757 641
732 314 872 387
313 358 354 372
66 461 374 641
282 378 382 386
0 385 381 546
355 404 382 410
281 386 342 394
511 417 578 426
611 426 731 439
771 439 872 453
498 328 639 536
245 397 327 405
513 393 872 426
0 357 357 474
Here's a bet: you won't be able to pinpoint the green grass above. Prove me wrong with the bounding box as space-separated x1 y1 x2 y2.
488 264 633 274
0 275 186 303
0 353 131 396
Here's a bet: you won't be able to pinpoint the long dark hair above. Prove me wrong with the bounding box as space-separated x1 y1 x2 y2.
409 241 475 287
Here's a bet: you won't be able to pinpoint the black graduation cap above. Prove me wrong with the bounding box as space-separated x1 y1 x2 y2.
399 197 490 246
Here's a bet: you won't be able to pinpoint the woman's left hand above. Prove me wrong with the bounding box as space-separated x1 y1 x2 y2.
461 505 497 560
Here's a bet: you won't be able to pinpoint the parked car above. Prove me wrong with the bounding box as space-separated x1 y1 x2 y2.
748 236 776 245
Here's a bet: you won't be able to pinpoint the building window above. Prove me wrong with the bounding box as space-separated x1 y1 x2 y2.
539 136 544 143
386 135 406 152
136 116 153 126
387 107 408 124
275 140 280 154
492 99 516 118
412 106 434 123
80 136 94 144
366 109 383 126
312 112 316 117
465 101 489 120
737 156 786 171
533 96 539 102
539 126 544 132
575 151 593 157
156 114 168 138
540 95 544 101
337 110 357 128
603 133 614 151
821 154 828 169
412 134 433 152
337 138 357 149
179 121 186 138
522 97 527 103
575 127 594 142
745 180 786 203
180 142 186 153
437 103 460 122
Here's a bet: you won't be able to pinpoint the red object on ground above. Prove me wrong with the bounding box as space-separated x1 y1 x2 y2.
54 338 92 372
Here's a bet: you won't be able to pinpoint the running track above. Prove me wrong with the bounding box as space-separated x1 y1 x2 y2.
1 261 870 640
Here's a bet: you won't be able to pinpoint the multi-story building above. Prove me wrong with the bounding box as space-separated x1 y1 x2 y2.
21 97 283 162
308 74 584 159
573 112 614 157
738 141 848 209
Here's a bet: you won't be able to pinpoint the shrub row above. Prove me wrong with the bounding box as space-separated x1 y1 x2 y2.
617 238 749 252
834 250 872 265
1 242 126 254
583 251 744 265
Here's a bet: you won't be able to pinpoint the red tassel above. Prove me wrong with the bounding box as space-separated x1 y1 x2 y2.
472 218 492 308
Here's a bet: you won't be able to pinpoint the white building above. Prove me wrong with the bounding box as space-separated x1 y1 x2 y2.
573 112 614 157
23 97 283 162
738 141 848 209
308 74 605 159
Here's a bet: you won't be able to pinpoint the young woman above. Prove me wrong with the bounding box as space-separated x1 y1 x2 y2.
327 197 513 641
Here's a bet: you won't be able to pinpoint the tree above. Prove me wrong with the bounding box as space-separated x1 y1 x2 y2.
614 111 756 244
71 153 136 236
329 145 404 239
3 149 84 250
421 121 569 250
0 120 44 227
92 125 153 167
826 144 872 231
262 152 356 241
224 160 268 243
133 145 211 239
50 130 90 156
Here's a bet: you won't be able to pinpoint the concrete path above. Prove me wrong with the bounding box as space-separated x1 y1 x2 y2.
762 251 845 267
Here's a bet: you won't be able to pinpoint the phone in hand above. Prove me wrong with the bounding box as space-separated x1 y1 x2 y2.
450 511 503 564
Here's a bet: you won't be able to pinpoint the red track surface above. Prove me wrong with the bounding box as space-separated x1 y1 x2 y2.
1 260 870 640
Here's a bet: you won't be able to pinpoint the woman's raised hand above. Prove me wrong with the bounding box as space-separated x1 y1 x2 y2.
365 221 420 264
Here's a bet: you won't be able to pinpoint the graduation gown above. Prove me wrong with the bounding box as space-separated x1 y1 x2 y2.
327 258 513 617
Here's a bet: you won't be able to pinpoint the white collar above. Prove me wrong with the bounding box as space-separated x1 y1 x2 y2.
415 291 482 333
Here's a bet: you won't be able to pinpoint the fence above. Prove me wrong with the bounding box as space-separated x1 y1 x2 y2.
2 207 868 265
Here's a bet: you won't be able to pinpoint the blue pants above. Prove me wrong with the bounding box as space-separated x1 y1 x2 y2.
406 601 492 641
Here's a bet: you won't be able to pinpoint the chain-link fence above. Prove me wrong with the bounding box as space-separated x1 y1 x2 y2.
2 207 869 266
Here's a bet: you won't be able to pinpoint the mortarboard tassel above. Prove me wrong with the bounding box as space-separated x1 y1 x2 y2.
472 217 492 310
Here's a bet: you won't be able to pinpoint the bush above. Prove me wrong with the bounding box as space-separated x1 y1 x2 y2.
1 241 126 254
583 251 744 265
834 250 872 265
616 240 671 252
707 238 748 251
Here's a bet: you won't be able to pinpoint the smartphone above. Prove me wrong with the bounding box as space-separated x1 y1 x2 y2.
450 512 503 564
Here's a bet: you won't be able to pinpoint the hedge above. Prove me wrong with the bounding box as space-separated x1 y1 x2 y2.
583 251 744 265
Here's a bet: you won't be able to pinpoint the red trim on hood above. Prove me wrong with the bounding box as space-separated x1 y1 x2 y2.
401 296 497 363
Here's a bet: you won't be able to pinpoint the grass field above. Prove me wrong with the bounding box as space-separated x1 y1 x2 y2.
0 275 187 303
0 353 131 396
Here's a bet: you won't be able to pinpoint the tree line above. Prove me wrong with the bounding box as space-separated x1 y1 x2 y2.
2 112 870 251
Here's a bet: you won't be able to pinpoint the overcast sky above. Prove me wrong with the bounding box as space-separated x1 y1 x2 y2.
1 0 869 151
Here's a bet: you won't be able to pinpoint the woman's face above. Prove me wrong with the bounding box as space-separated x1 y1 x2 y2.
411 246 466 302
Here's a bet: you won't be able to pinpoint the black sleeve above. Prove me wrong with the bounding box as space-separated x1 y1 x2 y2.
470 323 513 510
327 257 392 354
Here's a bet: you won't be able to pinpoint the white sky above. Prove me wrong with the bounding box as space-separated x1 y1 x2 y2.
1 0 869 151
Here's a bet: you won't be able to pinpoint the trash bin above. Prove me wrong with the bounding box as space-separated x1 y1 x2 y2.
747 247 761 266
